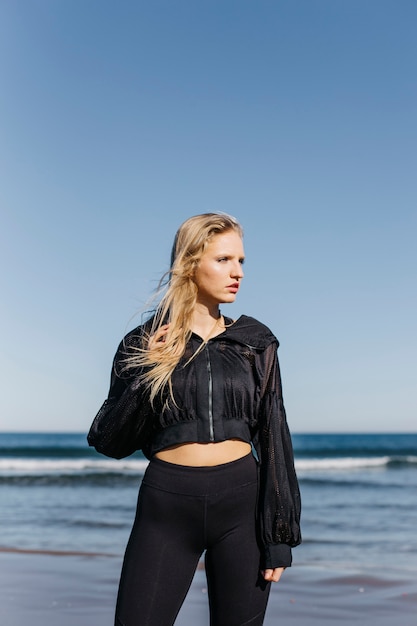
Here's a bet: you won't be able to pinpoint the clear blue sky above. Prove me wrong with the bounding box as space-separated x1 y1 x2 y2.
1 0 416 433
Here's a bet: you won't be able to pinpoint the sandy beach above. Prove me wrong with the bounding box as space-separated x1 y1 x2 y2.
1 549 416 626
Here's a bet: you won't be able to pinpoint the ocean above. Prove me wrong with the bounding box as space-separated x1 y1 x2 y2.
1 432 416 575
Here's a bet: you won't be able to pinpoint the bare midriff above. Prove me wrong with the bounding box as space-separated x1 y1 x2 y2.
154 439 252 467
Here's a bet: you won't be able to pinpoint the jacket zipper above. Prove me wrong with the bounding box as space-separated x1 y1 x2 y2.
205 344 214 441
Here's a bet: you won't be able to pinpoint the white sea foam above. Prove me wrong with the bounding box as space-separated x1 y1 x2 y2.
0 458 149 475
294 457 391 471
1 454 414 476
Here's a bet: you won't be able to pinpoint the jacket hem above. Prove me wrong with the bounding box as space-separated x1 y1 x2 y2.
149 419 252 457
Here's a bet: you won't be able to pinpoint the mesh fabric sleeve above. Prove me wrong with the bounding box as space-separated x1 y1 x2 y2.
255 341 301 569
87 330 153 459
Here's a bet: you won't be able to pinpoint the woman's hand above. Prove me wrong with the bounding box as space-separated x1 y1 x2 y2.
148 324 170 351
261 567 285 583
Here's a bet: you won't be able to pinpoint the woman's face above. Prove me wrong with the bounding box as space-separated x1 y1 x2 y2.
193 230 245 307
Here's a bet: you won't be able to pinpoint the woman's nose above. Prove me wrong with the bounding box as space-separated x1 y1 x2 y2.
232 262 244 279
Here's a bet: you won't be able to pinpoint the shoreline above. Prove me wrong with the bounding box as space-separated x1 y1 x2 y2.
1 551 416 626
0 546 116 558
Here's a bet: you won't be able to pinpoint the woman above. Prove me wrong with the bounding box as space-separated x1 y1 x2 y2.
88 213 301 626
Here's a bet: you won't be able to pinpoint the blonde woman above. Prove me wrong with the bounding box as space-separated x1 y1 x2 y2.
88 213 301 626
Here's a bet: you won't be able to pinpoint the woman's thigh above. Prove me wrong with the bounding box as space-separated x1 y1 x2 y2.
115 483 204 626
204 481 270 626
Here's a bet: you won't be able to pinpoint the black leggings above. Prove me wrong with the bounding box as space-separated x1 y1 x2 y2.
115 453 270 626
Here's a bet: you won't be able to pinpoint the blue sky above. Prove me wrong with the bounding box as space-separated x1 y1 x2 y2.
1 0 416 433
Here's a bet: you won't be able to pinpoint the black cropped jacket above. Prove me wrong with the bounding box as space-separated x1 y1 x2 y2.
89 315 301 569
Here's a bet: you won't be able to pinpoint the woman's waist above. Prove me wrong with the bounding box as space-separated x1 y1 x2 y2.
155 439 252 467
143 451 258 496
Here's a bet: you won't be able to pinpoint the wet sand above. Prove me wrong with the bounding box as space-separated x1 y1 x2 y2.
1 549 416 626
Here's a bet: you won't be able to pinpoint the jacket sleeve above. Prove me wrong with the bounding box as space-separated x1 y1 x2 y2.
87 329 153 459
255 341 301 569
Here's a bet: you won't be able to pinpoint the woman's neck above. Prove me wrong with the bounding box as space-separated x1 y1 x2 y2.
191 306 223 341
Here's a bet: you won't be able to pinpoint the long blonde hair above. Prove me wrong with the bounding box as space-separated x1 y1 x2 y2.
125 212 243 405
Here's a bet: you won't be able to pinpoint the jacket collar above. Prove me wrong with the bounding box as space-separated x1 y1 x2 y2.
140 313 278 350
221 315 278 349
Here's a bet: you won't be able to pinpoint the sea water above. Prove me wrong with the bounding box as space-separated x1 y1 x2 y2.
1 432 416 573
